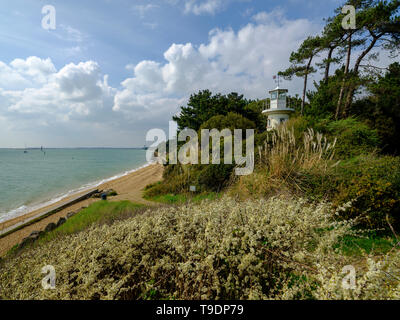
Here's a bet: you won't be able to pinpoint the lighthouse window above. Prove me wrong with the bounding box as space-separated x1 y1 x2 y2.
279 92 286 99
271 92 277 100
267 119 271 127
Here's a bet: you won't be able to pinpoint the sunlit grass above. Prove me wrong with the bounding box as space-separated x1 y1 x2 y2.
36 200 143 244
336 232 398 256
146 192 221 204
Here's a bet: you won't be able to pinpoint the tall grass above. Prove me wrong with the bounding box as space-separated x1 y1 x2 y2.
234 125 338 199
257 126 337 176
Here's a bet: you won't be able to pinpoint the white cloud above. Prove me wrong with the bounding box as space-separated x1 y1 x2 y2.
2 9 397 147
10 56 56 84
132 4 159 18
0 58 114 125
112 11 320 122
0 12 325 146
54 25 87 43
184 0 226 15
143 22 159 29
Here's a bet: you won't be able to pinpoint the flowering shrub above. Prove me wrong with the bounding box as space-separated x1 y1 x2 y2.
333 155 400 230
0 197 399 300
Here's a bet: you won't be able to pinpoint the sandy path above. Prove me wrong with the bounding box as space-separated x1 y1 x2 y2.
0 163 163 256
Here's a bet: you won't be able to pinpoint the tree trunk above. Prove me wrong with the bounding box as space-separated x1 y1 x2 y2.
335 33 352 120
342 35 379 117
301 56 313 115
324 46 334 84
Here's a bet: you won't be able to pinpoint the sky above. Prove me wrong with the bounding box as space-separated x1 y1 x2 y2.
0 0 392 148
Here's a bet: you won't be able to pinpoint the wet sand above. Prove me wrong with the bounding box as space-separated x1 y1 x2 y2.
0 163 163 256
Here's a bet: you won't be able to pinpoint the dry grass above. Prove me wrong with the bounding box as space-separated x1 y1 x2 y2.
258 126 337 176
232 125 338 199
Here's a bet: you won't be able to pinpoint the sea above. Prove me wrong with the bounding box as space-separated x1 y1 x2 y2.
0 148 149 223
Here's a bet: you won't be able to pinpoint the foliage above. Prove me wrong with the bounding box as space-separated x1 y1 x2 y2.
0 197 349 299
234 124 337 199
199 112 256 133
144 168 190 197
36 201 143 245
324 117 380 159
243 100 268 132
146 192 220 205
279 36 322 113
350 62 400 155
2 196 400 300
333 155 400 230
197 164 235 192
336 232 398 256
306 72 344 120
173 90 252 131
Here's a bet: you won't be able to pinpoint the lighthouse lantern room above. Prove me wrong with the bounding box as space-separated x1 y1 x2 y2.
262 87 294 131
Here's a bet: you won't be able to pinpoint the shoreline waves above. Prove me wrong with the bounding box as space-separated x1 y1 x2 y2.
0 162 152 224
0 163 163 256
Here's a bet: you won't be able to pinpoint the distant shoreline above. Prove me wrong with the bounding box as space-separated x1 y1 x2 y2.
0 161 152 225
0 163 163 256
0 147 148 150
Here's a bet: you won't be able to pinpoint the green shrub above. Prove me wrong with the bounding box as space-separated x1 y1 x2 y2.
197 164 235 192
324 118 380 159
37 201 143 245
199 112 256 135
334 155 400 230
144 175 188 197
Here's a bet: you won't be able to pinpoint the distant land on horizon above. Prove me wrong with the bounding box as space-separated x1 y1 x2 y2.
0 147 149 150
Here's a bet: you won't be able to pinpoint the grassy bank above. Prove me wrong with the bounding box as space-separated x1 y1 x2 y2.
144 189 221 205
5 201 145 257
38 201 144 243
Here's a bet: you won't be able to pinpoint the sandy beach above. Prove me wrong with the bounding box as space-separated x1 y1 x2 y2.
0 163 163 256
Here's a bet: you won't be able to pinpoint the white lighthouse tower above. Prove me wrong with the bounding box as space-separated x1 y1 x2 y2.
262 86 294 131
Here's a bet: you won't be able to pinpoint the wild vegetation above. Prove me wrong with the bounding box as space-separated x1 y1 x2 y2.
145 0 400 233
1 196 399 300
1 0 399 300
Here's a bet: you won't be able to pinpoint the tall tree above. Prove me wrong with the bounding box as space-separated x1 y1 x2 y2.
173 90 252 131
319 15 347 84
350 62 400 154
342 0 400 116
328 0 367 119
336 32 357 119
279 36 322 115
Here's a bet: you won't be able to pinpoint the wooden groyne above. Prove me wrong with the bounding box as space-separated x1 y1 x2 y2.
0 189 99 239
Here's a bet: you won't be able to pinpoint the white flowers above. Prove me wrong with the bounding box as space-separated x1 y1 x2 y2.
0 196 399 300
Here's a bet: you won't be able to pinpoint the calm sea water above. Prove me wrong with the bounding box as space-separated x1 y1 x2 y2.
0 148 148 222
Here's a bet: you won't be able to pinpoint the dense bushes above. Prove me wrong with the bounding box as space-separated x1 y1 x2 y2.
232 120 400 231
144 163 236 196
2 196 399 300
197 164 235 192
199 112 255 133
333 155 400 230
349 62 400 155
323 118 380 159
